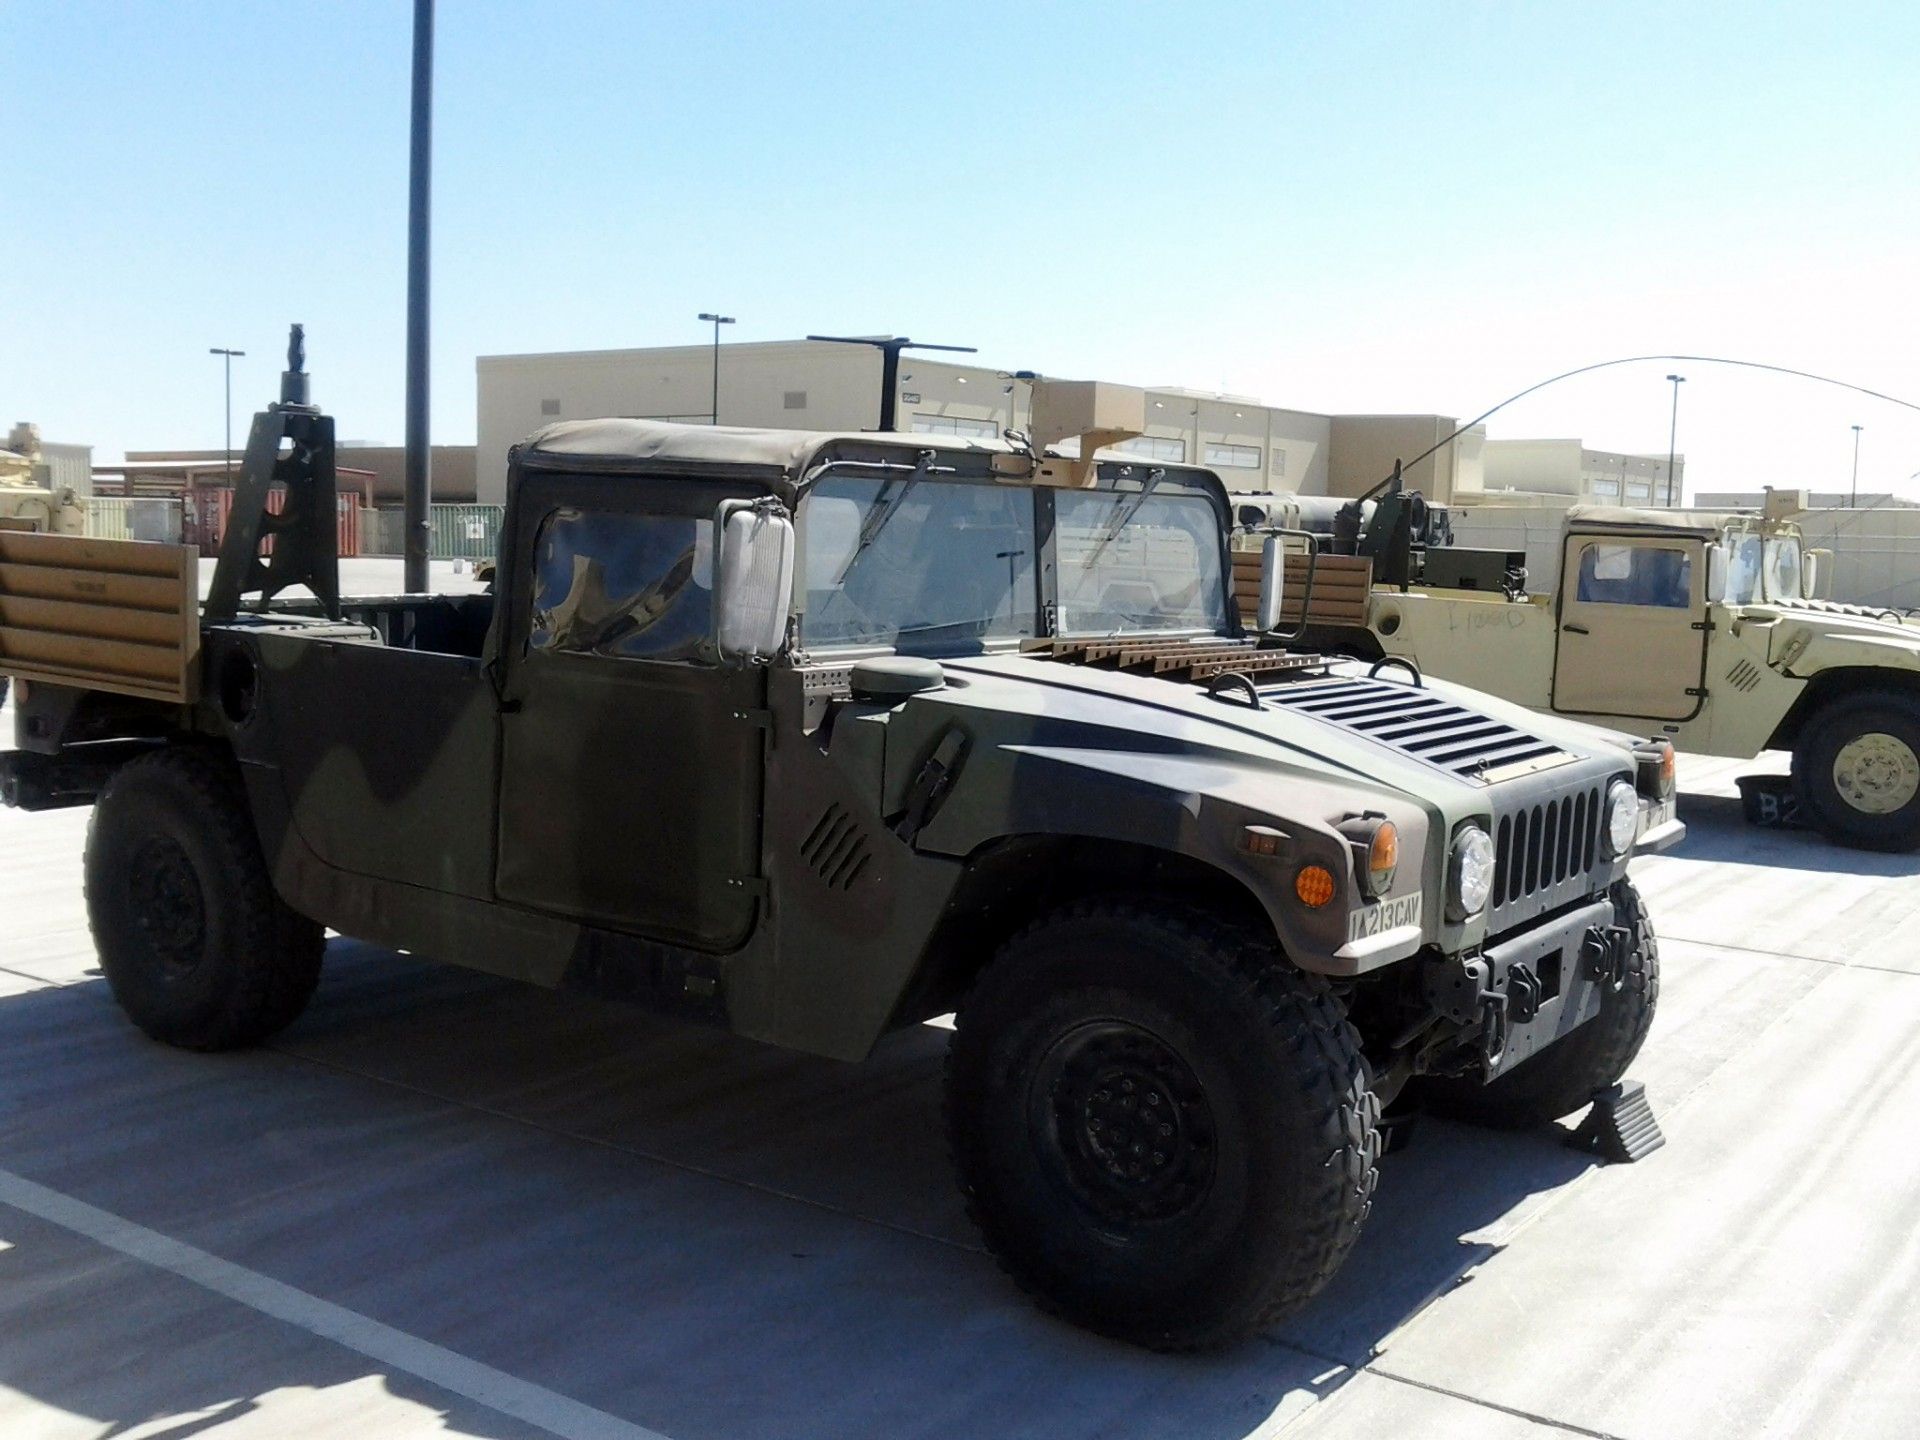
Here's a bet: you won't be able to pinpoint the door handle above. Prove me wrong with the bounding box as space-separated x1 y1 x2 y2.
1562 623 1590 635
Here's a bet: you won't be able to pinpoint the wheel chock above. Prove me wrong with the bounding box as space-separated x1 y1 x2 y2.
1565 1080 1665 1163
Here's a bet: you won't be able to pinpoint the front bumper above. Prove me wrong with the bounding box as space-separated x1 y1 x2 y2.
1634 795 1685 855
1424 895 1626 1076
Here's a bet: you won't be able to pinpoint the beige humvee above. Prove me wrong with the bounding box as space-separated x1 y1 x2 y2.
1246 492 1920 850
0 423 86 537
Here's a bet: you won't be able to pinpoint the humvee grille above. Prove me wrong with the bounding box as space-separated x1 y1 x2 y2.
1492 785 1603 916
1261 678 1566 784
800 803 872 891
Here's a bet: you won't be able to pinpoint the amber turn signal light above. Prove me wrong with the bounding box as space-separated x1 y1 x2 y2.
1367 821 1399 896
1295 865 1336 908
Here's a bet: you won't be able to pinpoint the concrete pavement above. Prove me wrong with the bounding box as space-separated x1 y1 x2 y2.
1 735 1916 1439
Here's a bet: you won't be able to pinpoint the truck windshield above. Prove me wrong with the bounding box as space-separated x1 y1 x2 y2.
796 469 1230 651
1726 534 1764 605
1764 537 1803 600
1054 488 1227 635
799 474 1039 650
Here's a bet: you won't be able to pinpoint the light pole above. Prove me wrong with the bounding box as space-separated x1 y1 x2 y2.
698 313 734 424
1850 424 1863 508
403 0 434 594
1664 373 1685 506
208 347 245 482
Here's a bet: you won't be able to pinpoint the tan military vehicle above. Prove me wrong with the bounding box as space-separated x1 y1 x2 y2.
0 422 86 537
1 423 87 708
1238 490 1920 850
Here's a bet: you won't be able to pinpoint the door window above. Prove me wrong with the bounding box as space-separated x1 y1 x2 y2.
528 508 714 661
1573 543 1693 609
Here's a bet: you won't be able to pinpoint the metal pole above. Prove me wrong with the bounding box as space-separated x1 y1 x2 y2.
1851 425 1863 508
403 0 434 593
1665 373 1685 506
209 348 245 483
696 313 733 424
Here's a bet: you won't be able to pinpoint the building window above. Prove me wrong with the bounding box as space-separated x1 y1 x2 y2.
911 414 999 439
1114 435 1186 462
540 399 561 416
1627 482 1652 501
1205 442 1261 470
784 391 807 411
1590 479 1620 498
1271 449 1288 477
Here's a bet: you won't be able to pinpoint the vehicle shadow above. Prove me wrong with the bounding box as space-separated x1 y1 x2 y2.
0 952 1607 1440
1671 793 1920 877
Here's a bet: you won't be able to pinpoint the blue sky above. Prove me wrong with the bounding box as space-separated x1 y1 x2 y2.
5 1 1918 495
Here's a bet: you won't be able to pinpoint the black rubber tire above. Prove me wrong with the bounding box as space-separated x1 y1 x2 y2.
85 746 324 1049
1792 691 1920 852
1422 879 1659 1128
945 898 1380 1351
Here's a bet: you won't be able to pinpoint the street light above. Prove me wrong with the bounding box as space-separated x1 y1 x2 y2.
1851 424 1863 508
1664 374 1685 506
208 347 246 482
698 313 734 424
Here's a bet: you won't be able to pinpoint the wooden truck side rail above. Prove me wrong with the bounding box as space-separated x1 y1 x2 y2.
1231 547 1373 628
0 531 200 704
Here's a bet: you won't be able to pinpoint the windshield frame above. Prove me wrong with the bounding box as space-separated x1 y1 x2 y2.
791 455 1236 656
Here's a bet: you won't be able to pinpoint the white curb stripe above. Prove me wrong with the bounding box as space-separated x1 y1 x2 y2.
0 1167 670 1440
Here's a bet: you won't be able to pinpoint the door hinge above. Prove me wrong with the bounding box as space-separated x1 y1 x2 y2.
732 708 774 731
1691 619 1715 632
1685 687 1708 697
726 874 771 900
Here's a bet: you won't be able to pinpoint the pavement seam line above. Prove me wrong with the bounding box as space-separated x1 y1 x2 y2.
1363 1364 1635 1440
1660 932 1920 978
0 1166 672 1440
269 1040 991 1257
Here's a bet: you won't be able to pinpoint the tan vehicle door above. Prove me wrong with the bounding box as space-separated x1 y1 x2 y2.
1552 532 1708 722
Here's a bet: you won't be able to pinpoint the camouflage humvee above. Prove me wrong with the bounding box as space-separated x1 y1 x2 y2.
0 364 1681 1350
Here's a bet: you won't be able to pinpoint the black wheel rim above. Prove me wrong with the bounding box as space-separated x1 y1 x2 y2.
1030 1020 1216 1228
126 835 208 974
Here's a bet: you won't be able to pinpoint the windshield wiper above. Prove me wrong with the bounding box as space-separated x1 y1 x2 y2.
833 453 940 585
1078 469 1164 570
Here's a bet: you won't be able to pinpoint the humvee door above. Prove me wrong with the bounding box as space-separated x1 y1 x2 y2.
1552 530 1708 722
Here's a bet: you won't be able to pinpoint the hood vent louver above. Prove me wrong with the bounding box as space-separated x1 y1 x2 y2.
1264 678 1567 784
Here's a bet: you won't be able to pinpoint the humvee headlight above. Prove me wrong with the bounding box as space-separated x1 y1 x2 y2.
1604 781 1640 857
1449 825 1496 921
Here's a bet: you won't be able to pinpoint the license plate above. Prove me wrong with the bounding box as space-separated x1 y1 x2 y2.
1347 892 1423 944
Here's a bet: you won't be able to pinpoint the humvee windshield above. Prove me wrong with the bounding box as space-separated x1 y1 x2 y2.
798 469 1227 652
1722 529 1803 604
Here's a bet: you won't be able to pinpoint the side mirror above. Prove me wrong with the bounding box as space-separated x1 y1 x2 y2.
1257 534 1287 632
1803 549 1829 600
714 499 795 663
1704 543 1728 604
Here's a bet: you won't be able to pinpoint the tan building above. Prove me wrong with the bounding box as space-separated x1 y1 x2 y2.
474 338 1483 507
1469 438 1684 509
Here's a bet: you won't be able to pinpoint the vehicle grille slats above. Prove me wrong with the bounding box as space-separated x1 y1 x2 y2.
1262 677 1568 784
1488 781 1607 934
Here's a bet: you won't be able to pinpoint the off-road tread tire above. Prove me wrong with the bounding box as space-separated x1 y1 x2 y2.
1792 689 1920 852
1423 879 1659 1128
85 745 324 1050
944 897 1380 1351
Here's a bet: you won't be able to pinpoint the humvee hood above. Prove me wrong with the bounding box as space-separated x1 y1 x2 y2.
931 650 1622 798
